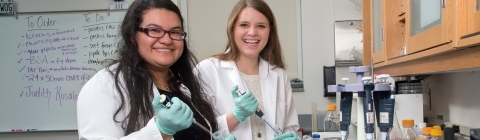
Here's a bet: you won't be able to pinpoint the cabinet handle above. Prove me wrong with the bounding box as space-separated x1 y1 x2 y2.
442 0 446 8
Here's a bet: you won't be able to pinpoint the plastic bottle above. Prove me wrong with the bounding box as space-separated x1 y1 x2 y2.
415 123 427 137
416 127 431 140
388 127 405 140
430 129 443 140
323 105 340 132
312 134 320 140
402 120 418 140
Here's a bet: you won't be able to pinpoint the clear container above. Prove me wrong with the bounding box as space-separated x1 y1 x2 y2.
402 120 418 140
323 105 339 132
431 129 443 140
414 123 427 137
416 127 432 140
388 127 405 140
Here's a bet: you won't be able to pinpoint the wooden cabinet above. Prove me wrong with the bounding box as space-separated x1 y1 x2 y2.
384 0 406 60
455 0 480 48
363 0 480 76
371 0 386 64
407 0 454 54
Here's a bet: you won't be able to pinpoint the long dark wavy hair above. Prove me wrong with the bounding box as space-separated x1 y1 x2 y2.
107 0 218 135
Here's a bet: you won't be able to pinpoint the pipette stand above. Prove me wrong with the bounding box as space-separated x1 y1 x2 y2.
328 66 370 140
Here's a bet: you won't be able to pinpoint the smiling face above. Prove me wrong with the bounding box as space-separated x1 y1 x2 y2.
136 8 184 70
233 7 270 59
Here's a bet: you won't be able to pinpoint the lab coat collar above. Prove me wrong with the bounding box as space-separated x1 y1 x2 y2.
220 58 276 79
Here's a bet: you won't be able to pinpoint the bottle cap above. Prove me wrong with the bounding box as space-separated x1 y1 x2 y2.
327 105 336 111
431 129 443 136
402 119 414 127
422 127 432 134
312 134 320 138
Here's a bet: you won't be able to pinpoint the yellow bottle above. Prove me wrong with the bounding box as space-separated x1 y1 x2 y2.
431 129 443 140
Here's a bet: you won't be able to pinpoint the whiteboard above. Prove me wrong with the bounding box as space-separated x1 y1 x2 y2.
0 10 125 132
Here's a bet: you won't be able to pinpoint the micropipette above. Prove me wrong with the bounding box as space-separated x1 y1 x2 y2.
237 91 283 135
158 94 215 137
254 109 283 135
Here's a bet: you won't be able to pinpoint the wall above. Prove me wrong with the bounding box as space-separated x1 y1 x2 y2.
186 0 298 79
295 0 362 115
424 71 480 128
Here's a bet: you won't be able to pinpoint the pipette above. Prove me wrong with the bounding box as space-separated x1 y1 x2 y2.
158 94 216 137
237 91 283 135
255 109 283 135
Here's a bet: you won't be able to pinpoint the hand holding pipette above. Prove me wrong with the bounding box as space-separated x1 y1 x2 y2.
158 94 218 138
152 94 193 135
233 85 288 137
230 85 259 122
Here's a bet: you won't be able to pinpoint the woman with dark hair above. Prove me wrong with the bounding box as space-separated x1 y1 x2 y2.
196 0 300 140
77 0 223 139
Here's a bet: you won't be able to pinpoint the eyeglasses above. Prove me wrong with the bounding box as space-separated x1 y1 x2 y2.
138 27 187 40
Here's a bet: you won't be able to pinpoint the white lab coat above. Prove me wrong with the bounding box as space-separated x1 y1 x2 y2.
195 57 300 140
77 64 213 140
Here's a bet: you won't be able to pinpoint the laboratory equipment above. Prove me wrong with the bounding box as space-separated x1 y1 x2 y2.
373 74 396 140
418 127 432 140
387 127 405 140
236 90 285 136
254 109 283 136
444 127 454 140
415 122 427 136
470 128 480 140
431 129 443 140
328 66 370 140
158 94 218 138
324 105 340 132
402 120 418 140
362 78 375 140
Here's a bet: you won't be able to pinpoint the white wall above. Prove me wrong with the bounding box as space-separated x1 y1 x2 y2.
187 0 298 79
424 71 480 128
295 0 362 114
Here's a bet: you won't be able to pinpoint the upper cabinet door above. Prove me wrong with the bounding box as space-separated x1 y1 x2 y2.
455 0 480 47
372 0 385 64
407 0 453 54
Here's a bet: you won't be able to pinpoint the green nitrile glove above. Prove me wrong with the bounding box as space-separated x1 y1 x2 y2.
273 132 298 140
231 85 259 122
224 134 237 140
152 94 193 135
